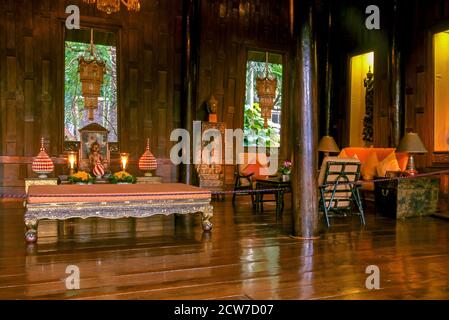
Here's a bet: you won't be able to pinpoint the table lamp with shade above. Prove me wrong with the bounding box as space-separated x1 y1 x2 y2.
318 136 340 157
396 132 427 176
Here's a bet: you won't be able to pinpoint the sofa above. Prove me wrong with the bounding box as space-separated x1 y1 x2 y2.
338 147 409 192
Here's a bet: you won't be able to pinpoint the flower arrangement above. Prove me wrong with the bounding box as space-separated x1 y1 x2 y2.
68 171 95 184
109 171 137 184
279 160 292 175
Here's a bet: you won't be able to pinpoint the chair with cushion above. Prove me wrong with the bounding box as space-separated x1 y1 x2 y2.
318 157 366 227
232 153 269 207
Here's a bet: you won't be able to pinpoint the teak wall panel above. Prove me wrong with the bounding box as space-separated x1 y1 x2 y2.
403 0 449 168
0 0 183 194
197 0 291 167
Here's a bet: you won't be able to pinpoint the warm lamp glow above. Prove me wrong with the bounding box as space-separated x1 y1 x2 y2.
350 51 374 147
120 153 129 171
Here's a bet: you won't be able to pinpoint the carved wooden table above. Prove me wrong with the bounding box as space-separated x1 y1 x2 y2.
374 177 440 219
24 183 213 242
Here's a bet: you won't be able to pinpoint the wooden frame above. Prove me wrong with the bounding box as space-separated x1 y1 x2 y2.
236 44 290 161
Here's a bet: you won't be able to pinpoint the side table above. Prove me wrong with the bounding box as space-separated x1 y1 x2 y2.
374 177 440 219
255 178 291 217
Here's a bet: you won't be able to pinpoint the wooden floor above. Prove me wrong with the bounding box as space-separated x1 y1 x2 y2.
1 196 449 300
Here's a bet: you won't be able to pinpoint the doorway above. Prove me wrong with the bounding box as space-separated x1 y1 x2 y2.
349 51 374 147
434 30 449 151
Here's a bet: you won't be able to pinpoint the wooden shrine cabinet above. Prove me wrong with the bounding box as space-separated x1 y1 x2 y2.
196 121 226 200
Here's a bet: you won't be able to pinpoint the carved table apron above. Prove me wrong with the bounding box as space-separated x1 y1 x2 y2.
24 183 213 242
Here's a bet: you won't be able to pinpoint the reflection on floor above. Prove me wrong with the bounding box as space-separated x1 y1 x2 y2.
0 195 449 300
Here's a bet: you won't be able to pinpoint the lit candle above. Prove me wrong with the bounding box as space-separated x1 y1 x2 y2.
68 154 76 169
120 153 129 171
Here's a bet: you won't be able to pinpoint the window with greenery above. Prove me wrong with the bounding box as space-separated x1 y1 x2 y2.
244 51 283 147
64 29 118 142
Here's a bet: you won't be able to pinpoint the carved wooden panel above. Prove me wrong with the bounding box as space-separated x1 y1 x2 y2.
0 0 183 193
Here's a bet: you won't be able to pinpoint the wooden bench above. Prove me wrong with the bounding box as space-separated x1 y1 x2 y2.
24 183 213 242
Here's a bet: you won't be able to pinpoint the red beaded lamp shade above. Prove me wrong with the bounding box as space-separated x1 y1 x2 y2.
32 137 55 178
138 139 157 177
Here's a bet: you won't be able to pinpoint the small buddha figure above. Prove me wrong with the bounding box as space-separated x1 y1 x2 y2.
88 141 104 172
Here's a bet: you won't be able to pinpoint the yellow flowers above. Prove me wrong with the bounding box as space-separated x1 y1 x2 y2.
73 171 91 181
114 171 131 179
110 171 136 184
68 171 94 184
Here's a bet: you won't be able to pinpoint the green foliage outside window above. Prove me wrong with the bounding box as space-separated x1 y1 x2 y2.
64 41 118 142
244 59 283 147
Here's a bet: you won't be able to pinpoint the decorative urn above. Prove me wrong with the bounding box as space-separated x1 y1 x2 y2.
92 160 105 179
138 139 158 176
32 137 55 178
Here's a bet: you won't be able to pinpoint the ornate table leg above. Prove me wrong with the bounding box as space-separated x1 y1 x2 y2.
201 206 213 231
24 218 38 243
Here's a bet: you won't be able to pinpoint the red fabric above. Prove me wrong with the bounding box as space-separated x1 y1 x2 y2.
27 183 211 204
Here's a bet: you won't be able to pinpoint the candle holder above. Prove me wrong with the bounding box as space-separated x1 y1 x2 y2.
67 151 78 176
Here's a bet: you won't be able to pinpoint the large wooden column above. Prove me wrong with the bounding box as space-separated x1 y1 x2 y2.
323 1 333 136
389 0 404 147
290 0 320 238
180 0 200 184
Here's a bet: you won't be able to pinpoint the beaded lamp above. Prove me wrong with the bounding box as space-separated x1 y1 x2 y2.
31 137 55 178
138 138 158 177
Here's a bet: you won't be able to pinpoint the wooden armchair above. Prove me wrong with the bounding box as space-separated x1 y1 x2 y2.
318 157 366 227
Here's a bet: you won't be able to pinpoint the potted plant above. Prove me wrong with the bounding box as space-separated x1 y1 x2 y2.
109 171 137 184
279 160 292 182
68 171 95 184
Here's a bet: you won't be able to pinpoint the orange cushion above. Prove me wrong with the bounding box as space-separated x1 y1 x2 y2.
361 152 379 180
240 163 268 180
376 152 401 177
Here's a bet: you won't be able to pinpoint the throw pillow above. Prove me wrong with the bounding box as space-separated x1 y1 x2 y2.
377 152 401 178
361 152 378 180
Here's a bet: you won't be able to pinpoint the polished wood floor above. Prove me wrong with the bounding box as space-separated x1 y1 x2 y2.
1 196 449 300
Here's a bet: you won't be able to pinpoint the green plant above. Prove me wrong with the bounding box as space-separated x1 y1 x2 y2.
68 171 95 184
109 171 137 184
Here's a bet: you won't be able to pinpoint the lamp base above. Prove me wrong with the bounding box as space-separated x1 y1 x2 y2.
404 154 418 176
144 171 153 177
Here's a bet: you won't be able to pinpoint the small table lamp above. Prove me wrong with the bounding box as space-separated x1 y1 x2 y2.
318 136 340 157
396 132 427 176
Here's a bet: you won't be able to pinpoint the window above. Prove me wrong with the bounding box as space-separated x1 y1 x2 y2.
244 51 283 148
64 29 118 142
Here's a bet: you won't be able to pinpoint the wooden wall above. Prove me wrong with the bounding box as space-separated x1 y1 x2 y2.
196 0 291 184
330 0 392 148
2 0 447 196
0 0 183 194
403 0 449 168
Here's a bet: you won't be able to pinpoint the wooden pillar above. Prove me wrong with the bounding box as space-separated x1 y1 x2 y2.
389 0 404 147
180 0 200 184
290 0 320 238
323 0 333 136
